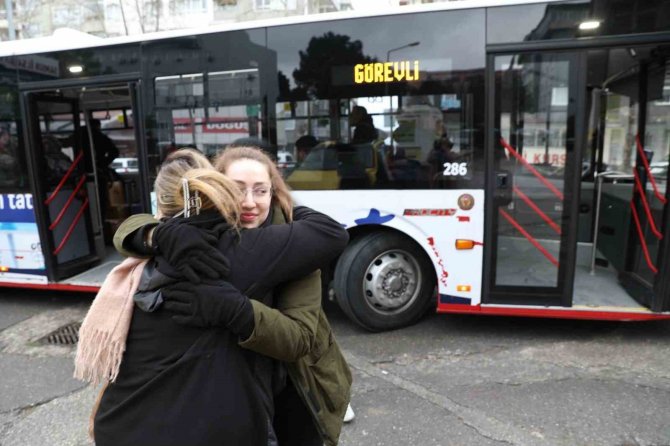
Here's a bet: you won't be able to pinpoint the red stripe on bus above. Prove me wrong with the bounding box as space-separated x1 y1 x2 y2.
44 151 84 205
53 198 89 255
629 201 658 274
633 169 663 240
437 303 670 321
48 175 87 231
0 281 99 293
500 137 564 201
499 208 558 267
635 134 667 205
512 185 561 234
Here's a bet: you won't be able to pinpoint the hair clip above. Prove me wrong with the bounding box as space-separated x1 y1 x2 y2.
182 178 201 218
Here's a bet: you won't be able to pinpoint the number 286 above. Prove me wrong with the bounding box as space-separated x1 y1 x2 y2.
443 162 468 176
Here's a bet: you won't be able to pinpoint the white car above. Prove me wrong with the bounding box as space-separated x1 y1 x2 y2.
276 150 296 171
650 161 668 179
111 157 138 174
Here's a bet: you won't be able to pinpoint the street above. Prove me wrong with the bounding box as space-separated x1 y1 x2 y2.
1 288 670 446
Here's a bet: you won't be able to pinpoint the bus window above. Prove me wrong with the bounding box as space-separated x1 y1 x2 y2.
0 124 23 190
153 70 263 158
269 8 486 191
142 29 268 171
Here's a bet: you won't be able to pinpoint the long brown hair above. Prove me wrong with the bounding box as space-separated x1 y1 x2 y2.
214 145 294 221
154 149 241 226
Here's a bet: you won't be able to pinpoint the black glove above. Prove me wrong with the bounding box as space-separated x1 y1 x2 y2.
162 281 255 338
152 218 230 283
127 223 158 256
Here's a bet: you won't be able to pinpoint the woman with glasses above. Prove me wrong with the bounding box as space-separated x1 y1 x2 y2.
106 146 352 446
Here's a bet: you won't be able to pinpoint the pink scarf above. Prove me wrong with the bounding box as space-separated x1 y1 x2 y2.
74 257 148 385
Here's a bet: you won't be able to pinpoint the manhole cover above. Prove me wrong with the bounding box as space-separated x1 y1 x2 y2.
37 322 81 345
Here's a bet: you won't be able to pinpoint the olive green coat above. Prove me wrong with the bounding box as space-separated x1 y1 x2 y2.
113 209 352 445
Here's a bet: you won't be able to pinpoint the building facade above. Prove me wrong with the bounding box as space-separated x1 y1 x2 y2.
1 0 458 41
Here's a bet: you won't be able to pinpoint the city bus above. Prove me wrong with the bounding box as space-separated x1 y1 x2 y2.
2 0 670 331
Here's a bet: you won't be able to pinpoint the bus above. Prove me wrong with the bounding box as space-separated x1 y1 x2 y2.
2 0 670 331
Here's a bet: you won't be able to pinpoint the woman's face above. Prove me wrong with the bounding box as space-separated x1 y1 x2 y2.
225 158 272 229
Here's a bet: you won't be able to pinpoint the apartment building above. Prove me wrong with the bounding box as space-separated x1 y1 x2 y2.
1 0 459 41
101 0 354 37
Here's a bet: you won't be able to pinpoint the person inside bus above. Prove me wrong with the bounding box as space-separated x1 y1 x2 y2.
42 135 73 187
385 127 422 187
349 105 378 144
295 134 318 165
427 133 457 187
71 119 120 235
83 147 351 444
87 119 120 174
0 127 17 188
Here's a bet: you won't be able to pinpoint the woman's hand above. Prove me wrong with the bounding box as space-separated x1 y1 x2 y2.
152 218 230 283
162 281 254 338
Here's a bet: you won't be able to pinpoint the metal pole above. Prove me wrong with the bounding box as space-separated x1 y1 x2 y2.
590 172 604 275
5 0 16 40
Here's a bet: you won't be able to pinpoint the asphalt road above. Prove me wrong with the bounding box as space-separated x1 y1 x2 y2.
1 288 669 446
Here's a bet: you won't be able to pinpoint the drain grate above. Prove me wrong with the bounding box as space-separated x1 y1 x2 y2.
38 322 81 345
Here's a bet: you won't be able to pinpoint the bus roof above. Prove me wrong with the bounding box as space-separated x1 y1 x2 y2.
0 0 559 58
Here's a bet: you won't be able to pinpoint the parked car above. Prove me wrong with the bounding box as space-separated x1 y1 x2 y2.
111 157 138 174
286 142 378 190
276 150 296 175
650 161 668 181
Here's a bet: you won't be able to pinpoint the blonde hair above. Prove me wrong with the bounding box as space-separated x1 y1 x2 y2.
214 145 294 221
164 147 212 169
154 149 241 227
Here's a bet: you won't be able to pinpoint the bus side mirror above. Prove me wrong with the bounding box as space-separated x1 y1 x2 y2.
494 170 513 206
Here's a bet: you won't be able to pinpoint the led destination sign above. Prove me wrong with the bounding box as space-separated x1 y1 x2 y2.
354 60 420 84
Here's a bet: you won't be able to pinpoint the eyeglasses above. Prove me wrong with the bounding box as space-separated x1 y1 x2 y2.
238 186 272 199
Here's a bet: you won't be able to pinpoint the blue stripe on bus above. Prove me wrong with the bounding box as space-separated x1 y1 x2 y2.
0 268 47 274
439 294 471 305
354 208 395 225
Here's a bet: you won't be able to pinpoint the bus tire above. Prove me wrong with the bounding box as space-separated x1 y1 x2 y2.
334 231 436 332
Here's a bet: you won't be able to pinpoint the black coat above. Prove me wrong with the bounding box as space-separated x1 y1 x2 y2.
94 207 348 446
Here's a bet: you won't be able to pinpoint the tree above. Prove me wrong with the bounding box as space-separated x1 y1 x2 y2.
277 71 291 100
292 31 375 99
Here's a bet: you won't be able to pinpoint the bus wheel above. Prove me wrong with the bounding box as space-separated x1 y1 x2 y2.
334 232 435 332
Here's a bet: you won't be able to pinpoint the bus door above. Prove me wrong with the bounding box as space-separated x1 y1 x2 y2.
486 51 584 306
23 93 100 281
587 45 670 312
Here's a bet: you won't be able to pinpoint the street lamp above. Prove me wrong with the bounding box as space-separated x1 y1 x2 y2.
385 41 420 146
386 41 420 63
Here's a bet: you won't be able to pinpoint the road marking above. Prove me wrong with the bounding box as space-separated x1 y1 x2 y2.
345 350 556 446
